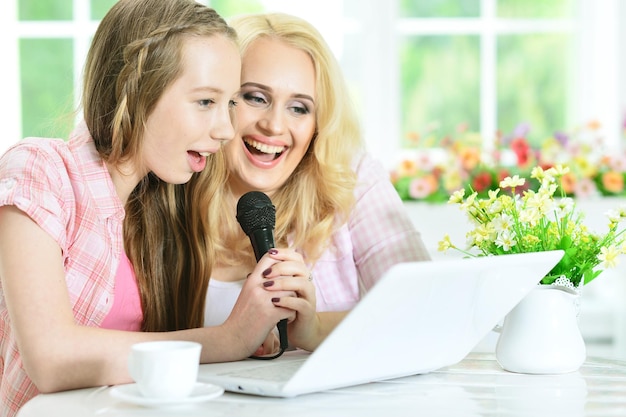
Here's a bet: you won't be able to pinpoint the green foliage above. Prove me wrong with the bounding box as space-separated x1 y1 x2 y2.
439 166 626 287
20 39 75 140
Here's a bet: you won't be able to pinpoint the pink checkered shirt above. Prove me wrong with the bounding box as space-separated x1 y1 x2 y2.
309 153 431 311
0 124 125 416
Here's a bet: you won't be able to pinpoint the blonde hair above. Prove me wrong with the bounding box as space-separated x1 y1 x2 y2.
83 0 236 331
213 13 363 266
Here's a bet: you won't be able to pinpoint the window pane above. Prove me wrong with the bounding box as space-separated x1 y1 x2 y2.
400 0 479 18
497 34 571 145
19 0 72 20
20 39 75 139
211 0 264 17
497 0 575 18
91 0 119 20
400 36 480 146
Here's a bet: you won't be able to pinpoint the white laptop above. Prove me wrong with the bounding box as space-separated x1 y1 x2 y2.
198 250 564 397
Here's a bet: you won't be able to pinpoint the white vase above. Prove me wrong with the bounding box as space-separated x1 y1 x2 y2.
495 285 586 374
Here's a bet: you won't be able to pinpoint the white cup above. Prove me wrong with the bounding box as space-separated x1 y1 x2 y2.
128 341 202 399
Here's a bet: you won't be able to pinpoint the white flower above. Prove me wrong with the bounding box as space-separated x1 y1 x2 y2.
495 230 517 251
490 213 514 233
554 197 575 219
598 246 621 269
605 209 621 224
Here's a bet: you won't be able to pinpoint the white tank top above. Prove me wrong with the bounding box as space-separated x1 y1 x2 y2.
204 279 245 327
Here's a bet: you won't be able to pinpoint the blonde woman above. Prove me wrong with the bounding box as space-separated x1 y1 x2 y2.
202 13 431 351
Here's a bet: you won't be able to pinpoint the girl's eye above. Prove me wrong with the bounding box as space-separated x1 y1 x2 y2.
199 99 215 108
229 100 238 108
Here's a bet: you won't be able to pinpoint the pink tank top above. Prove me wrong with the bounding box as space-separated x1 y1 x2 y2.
100 251 143 331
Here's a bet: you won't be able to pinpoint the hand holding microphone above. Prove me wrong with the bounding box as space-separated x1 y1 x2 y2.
236 191 289 358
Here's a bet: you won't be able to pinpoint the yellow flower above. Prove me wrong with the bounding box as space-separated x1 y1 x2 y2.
441 162 626 288
438 234 453 252
499 175 525 188
448 189 465 204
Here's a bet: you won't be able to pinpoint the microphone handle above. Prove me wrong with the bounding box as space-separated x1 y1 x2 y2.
249 227 288 350
250 228 275 262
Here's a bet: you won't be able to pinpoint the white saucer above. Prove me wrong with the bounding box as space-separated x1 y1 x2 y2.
109 382 224 407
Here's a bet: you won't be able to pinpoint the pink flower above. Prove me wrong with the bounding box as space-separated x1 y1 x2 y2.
409 175 438 199
574 178 598 199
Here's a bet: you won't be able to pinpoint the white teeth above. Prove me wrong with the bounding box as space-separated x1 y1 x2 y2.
244 138 284 154
198 152 211 157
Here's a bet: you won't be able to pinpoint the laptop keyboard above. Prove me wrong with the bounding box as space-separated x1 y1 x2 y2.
220 359 306 382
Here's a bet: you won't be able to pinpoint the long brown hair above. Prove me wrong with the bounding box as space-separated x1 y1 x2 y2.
81 0 236 331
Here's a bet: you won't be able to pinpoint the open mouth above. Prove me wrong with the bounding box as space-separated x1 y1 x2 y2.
244 138 286 162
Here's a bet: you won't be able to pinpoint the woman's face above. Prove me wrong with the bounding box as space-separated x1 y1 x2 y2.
142 35 241 185
225 37 317 199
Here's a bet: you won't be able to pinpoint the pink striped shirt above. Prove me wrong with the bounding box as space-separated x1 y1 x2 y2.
309 153 431 311
0 124 128 416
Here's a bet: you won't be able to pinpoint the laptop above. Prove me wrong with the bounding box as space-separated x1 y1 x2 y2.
198 250 564 397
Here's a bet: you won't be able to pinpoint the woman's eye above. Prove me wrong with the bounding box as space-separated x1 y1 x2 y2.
229 100 238 108
291 105 310 115
243 92 267 105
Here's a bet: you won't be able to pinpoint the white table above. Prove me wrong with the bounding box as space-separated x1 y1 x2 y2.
17 352 626 417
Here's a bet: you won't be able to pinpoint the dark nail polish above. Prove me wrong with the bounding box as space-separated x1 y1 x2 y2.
262 268 272 277
268 248 278 255
263 281 274 287
271 297 280 303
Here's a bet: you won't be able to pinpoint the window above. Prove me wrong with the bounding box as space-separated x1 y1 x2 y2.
2 0 624 169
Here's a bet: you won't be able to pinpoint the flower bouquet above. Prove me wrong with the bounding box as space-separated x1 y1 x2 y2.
438 165 626 289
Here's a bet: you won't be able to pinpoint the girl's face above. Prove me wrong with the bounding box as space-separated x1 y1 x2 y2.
142 35 241 184
224 37 317 199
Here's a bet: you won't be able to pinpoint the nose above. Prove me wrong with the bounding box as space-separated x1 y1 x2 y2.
211 104 236 143
258 106 285 135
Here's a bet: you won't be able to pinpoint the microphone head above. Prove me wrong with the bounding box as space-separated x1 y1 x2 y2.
236 191 276 236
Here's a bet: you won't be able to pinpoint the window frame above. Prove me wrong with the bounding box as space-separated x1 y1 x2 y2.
2 0 624 167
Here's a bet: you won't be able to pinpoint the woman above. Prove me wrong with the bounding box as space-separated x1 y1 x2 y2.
203 13 431 352
0 1 292 415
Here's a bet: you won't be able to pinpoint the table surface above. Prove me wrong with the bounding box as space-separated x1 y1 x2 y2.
17 352 626 417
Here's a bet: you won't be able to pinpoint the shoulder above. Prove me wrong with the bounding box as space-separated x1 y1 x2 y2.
0 137 71 182
352 152 388 180
350 152 395 197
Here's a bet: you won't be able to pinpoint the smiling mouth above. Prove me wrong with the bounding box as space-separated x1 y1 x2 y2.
244 138 286 162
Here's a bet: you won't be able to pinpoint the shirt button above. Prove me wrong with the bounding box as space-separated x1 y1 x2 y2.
0 178 16 195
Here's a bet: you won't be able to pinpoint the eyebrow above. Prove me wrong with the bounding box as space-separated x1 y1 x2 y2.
190 86 224 94
241 82 315 104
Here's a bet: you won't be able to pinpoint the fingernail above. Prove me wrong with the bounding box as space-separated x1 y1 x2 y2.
268 248 278 255
246 273 251 279
271 297 280 303
263 281 274 287
262 268 272 277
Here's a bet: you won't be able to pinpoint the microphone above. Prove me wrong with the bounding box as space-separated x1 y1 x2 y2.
236 191 288 356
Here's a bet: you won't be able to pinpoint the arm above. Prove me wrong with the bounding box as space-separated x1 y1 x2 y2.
0 206 292 393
